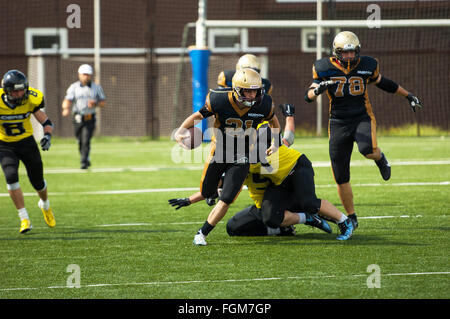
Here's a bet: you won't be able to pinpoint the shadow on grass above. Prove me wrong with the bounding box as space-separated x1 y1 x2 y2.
0 227 182 241
230 232 426 247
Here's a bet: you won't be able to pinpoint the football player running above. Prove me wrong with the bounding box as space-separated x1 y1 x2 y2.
176 54 295 208
174 68 279 246
0 70 56 233
305 31 423 229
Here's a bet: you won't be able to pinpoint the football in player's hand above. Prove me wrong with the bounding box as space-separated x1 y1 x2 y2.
180 127 203 149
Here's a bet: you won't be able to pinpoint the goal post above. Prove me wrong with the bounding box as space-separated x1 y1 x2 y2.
190 16 450 135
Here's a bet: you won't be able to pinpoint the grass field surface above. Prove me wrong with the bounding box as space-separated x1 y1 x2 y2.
0 136 449 300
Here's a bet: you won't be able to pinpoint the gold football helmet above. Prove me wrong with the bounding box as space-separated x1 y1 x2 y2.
332 31 361 67
236 54 261 73
232 68 263 107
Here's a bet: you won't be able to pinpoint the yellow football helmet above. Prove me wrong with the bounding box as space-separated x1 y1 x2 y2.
332 31 361 67
232 68 263 107
236 54 261 73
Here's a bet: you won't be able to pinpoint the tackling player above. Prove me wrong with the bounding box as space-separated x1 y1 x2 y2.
305 31 423 228
230 123 353 241
0 70 55 233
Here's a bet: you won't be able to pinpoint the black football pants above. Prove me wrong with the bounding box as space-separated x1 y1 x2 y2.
0 136 45 190
74 118 96 166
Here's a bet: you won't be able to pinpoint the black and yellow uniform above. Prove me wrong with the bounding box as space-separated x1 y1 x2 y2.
313 56 380 184
0 87 44 142
198 90 274 204
217 70 273 95
227 126 322 235
0 87 46 190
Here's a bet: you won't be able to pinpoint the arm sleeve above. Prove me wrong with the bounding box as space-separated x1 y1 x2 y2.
64 84 75 101
368 59 380 84
198 93 213 118
312 65 321 84
96 85 106 101
264 104 275 121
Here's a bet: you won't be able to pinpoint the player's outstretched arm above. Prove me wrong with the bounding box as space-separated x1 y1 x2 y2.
34 109 54 151
278 103 295 146
168 191 205 210
374 74 423 112
305 81 337 103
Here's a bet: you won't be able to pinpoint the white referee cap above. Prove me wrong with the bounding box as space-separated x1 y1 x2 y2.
78 64 93 75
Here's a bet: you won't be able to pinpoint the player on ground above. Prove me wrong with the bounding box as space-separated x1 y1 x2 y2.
305 31 423 228
170 104 309 237
228 123 353 240
174 68 279 246
0 70 55 233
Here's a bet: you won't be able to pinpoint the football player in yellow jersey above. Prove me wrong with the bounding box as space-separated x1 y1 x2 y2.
226 123 353 240
0 70 55 233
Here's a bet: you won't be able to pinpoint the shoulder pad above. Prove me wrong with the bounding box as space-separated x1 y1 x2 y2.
359 56 378 71
313 58 333 74
223 70 235 87
27 87 44 105
262 78 272 95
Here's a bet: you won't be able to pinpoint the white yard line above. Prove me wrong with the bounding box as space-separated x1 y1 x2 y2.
14 159 450 175
1 271 449 292
0 181 448 198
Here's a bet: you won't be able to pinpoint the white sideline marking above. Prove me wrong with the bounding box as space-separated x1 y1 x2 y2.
1 271 449 291
0 182 448 198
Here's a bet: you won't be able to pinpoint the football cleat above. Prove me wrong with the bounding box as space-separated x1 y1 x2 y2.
193 232 207 246
337 219 354 241
305 213 332 233
348 213 358 229
19 219 32 234
375 153 391 181
38 200 55 228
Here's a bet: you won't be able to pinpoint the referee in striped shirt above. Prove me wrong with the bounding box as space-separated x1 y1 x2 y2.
62 64 106 169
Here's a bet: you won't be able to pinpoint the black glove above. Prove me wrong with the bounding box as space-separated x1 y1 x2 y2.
40 133 51 151
278 103 295 117
313 80 337 96
168 198 191 210
406 93 423 112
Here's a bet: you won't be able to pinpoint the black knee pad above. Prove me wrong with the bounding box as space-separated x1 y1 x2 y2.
26 159 45 191
226 218 236 236
2 161 19 185
301 198 321 215
331 160 350 185
357 142 373 156
261 200 283 228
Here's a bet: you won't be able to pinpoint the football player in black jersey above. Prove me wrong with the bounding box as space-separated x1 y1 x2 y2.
305 31 423 228
208 54 293 206
174 68 279 245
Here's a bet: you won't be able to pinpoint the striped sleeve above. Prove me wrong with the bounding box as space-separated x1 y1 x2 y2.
95 84 106 101
64 83 76 101
368 59 380 83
